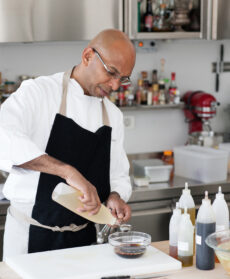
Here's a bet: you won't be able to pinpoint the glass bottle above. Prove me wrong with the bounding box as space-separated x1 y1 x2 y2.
152 83 159 105
136 79 143 105
168 72 177 104
158 81 166 105
144 0 154 32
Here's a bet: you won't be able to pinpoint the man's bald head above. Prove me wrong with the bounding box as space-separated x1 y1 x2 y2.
88 29 134 54
73 29 136 98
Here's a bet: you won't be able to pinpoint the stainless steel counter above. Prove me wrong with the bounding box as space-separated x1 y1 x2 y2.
129 175 230 203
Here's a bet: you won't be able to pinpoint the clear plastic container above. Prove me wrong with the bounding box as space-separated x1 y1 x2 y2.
174 145 228 183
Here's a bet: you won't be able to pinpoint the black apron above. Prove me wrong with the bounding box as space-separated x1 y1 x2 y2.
28 69 112 253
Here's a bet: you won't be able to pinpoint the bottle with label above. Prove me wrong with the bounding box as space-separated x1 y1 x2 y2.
158 81 166 105
152 69 158 85
135 79 143 105
212 186 229 263
152 83 159 105
177 207 194 267
179 182 195 226
212 186 229 232
144 0 154 32
169 202 181 259
168 72 177 104
196 191 216 270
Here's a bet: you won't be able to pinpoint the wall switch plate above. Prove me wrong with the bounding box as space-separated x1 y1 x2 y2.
124 115 135 129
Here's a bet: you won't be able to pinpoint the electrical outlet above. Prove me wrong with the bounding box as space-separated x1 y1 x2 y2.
124 116 135 130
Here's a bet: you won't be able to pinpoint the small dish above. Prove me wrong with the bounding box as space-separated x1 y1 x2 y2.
108 231 151 258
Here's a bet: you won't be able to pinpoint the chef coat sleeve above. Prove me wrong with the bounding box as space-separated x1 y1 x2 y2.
0 80 46 172
110 112 132 203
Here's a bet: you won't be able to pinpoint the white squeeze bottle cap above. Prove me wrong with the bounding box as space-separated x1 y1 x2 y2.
216 186 224 199
179 182 195 209
173 202 181 215
197 191 215 224
183 182 191 195
203 191 210 205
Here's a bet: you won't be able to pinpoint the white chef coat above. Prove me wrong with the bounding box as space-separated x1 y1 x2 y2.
1 72 132 259
0 72 132 203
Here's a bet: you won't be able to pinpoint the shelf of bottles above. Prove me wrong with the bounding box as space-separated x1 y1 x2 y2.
109 58 184 111
119 102 184 111
135 0 201 40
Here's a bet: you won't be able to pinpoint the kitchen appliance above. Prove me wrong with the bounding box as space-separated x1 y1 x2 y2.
133 159 172 183
5 243 181 279
52 183 116 225
182 91 219 146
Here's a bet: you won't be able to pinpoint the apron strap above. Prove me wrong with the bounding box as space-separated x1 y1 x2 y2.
60 68 110 126
9 206 88 232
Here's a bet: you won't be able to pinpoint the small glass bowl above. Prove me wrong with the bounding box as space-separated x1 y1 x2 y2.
108 231 151 258
206 230 230 275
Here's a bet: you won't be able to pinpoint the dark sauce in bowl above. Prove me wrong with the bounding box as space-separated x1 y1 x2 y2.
114 244 146 258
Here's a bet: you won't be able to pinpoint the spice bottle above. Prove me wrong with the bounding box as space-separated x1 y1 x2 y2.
178 207 194 267
169 202 181 259
196 191 215 270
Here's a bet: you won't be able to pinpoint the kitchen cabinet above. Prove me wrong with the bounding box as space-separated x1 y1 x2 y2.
1 0 230 43
0 0 123 42
124 0 230 40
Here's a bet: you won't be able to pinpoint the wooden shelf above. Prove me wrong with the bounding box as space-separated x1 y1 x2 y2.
119 102 184 111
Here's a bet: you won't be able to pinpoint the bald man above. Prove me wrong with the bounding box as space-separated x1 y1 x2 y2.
0 29 136 258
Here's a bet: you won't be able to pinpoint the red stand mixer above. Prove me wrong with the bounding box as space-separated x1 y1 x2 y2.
182 91 220 146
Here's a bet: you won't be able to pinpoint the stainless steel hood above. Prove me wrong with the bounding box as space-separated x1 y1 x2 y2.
0 0 123 43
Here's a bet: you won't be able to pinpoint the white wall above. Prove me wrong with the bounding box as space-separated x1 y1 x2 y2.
1 39 230 154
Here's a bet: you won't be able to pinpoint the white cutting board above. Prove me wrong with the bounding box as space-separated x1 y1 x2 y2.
5 244 181 279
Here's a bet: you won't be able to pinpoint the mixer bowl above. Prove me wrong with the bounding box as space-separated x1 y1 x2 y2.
206 230 230 275
108 231 151 258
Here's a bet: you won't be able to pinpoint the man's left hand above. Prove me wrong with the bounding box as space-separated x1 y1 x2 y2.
106 192 131 224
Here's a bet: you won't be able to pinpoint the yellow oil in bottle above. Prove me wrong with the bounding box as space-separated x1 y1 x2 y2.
178 255 193 267
181 207 195 225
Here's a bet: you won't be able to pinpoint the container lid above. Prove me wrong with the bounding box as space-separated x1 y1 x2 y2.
182 182 191 195
202 191 211 206
163 150 173 156
133 159 164 167
216 186 224 199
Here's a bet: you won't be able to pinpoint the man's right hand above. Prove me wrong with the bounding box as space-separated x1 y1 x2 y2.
65 166 101 215
18 154 101 215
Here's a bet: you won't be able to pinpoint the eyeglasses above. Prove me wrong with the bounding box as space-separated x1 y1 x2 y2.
92 48 131 86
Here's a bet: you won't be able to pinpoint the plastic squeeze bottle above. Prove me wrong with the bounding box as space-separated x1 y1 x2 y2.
212 186 229 263
196 191 216 270
212 186 229 232
169 202 181 259
177 207 194 267
179 182 195 226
